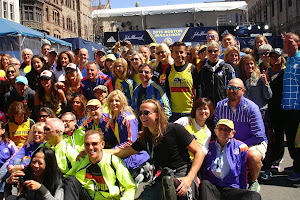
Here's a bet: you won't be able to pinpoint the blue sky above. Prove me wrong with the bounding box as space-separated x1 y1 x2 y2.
93 0 223 9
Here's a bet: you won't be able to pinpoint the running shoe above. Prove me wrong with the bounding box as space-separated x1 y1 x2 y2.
261 170 272 180
288 172 300 181
248 181 261 192
284 166 294 173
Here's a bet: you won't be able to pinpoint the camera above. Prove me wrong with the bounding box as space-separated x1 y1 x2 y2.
120 41 127 46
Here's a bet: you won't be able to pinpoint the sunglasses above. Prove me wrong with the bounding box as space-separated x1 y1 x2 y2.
40 77 51 81
66 69 76 74
44 127 55 132
259 52 269 56
206 35 215 39
85 142 100 146
208 49 218 53
7 70 15 74
138 70 150 74
62 120 74 124
138 110 156 116
198 49 206 54
131 58 139 61
186 52 191 56
97 52 105 57
86 106 99 112
106 59 114 62
226 85 243 91
156 51 165 55
39 114 49 118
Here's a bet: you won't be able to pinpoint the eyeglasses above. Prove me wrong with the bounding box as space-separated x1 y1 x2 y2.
259 52 270 56
216 127 232 133
139 70 150 74
66 69 76 74
131 58 139 61
208 49 218 53
226 85 243 91
85 142 100 147
206 35 215 39
86 106 99 112
138 110 156 116
39 114 49 119
7 70 15 74
156 51 165 55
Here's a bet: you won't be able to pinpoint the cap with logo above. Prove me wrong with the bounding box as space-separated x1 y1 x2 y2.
66 63 77 70
40 70 52 79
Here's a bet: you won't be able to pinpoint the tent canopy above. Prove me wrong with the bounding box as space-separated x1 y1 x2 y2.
0 18 71 47
92 1 248 18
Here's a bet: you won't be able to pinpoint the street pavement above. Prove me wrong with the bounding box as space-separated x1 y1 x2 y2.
136 147 300 199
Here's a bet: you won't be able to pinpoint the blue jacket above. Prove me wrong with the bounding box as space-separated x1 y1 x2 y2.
7 141 43 169
132 80 172 118
112 78 134 105
104 111 149 169
202 138 248 189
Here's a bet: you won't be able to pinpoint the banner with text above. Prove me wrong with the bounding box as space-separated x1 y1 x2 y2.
119 31 153 45
147 28 189 44
183 27 217 42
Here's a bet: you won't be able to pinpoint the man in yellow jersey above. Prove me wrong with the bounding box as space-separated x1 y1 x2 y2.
165 42 199 122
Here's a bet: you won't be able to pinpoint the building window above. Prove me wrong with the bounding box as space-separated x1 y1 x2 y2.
45 7 49 21
63 16 65 28
3 2 7 19
10 4 14 20
74 22 76 32
288 0 292 7
53 10 60 25
36 7 42 23
66 17 72 31
279 0 283 12
73 0 75 9
24 6 34 21
264 6 267 21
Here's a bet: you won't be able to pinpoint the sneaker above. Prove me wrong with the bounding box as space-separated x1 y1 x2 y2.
271 165 280 173
248 181 261 192
284 166 294 173
288 172 300 181
261 170 272 180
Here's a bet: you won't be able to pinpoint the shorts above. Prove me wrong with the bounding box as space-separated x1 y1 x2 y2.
248 141 267 160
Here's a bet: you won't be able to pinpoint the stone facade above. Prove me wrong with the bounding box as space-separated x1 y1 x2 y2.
0 0 20 23
20 0 92 40
246 0 300 35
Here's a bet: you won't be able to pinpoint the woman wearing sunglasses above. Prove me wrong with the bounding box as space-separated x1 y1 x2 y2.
105 90 149 173
106 99 204 200
257 44 272 73
34 70 67 119
198 41 235 106
152 43 173 87
129 52 145 88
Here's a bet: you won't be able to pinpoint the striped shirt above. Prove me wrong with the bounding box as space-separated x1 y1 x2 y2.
281 51 300 110
214 97 267 147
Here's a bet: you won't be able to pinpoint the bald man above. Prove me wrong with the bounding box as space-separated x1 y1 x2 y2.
206 30 219 43
214 78 268 192
78 48 89 77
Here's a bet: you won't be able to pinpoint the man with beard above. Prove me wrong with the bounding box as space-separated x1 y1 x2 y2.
214 78 268 193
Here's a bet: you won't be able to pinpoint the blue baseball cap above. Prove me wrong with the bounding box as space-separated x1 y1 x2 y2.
15 76 28 85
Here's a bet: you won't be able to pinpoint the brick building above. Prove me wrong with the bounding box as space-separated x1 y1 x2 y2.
246 0 300 35
20 0 92 40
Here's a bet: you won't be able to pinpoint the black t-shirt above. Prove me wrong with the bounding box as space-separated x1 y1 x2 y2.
132 123 194 169
137 86 147 110
86 163 108 192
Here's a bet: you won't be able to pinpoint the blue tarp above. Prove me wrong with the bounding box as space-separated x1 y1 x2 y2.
0 18 44 38
0 18 72 60
62 37 105 61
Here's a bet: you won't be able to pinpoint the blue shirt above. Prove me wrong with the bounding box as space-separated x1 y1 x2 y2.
281 51 300 110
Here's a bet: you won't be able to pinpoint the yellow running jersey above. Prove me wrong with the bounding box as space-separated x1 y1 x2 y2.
7 118 33 146
168 63 194 113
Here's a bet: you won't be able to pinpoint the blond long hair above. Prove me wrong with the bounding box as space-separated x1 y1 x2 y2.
139 99 168 147
106 90 133 118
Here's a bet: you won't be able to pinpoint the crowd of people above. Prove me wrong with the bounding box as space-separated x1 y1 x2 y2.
0 30 299 200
